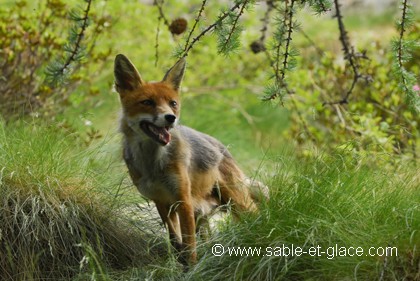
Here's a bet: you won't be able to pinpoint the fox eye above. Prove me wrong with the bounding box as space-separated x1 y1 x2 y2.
169 100 177 108
140 99 154 106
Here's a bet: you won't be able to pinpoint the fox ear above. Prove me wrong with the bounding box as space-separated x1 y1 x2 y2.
162 57 186 91
114 54 144 92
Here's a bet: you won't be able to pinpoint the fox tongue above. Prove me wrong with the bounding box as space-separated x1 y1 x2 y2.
148 124 171 145
159 128 171 145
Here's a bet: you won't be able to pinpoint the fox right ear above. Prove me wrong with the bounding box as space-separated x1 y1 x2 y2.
114 54 144 92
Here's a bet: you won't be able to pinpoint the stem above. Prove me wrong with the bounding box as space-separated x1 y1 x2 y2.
154 0 170 27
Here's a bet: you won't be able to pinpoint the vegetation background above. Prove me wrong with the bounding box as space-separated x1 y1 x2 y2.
0 0 419 280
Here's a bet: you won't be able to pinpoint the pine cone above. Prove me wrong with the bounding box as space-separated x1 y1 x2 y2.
169 18 188 35
250 40 266 54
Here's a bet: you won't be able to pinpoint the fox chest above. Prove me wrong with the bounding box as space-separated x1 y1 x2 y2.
123 144 179 203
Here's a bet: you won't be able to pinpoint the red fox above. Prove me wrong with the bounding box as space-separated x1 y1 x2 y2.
114 54 268 265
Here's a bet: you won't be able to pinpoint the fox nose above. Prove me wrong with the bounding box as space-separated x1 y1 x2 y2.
165 114 176 124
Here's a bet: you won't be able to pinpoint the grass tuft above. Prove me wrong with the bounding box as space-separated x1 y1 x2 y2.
0 120 166 280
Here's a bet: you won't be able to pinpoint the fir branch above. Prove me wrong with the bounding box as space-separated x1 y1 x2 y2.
395 0 413 92
220 0 249 53
273 2 289 85
45 0 92 86
392 0 420 113
281 0 296 81
323 0 370 106
263 0 296 101
59 1 91 76
183 0 208 54
180 2 243 58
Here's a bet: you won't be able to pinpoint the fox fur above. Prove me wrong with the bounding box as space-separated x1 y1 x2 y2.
114 54 268 265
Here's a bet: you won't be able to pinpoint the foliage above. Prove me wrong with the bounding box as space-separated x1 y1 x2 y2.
287 38 419 160
0 0 112 119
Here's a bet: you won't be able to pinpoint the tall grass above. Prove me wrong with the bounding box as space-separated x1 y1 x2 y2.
0 120 166 281
176 152 419 280
0 114 418 280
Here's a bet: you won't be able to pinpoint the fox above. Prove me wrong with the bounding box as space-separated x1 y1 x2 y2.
114 54 268 265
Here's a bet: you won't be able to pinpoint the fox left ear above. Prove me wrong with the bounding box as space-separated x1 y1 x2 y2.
114 54 144 92
162 57 186 91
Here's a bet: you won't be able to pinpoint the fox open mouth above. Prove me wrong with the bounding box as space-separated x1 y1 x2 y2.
140 121 172 146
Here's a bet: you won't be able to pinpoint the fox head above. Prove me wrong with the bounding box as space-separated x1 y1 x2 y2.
114 54 186 146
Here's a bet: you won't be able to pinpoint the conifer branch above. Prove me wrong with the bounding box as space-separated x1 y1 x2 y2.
281 0 296 81
273 1 289 86
180 2 243 58
392 0 419 113
220 0 249 53
323 0 370 106
263 0 296 101
45 0 92 86
183 0 208 54
395 0 411 93
59 1 92 77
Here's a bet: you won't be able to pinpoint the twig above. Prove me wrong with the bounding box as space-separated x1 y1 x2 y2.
183 0 208 53
154 17 161 67
280 0 296 81
220 0 249 52
273 0 290 84
262 0 295 101
182 2 243 57
259 0 275 43
323 0 370 106
396 0 411 93
154 0 170 27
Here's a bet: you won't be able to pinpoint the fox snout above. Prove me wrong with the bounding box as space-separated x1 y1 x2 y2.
165 114 176 124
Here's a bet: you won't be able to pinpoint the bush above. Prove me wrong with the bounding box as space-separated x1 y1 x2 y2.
285 30 419 160
0 0 111 119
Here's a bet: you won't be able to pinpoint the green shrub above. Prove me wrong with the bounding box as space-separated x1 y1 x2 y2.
0 0 112 119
